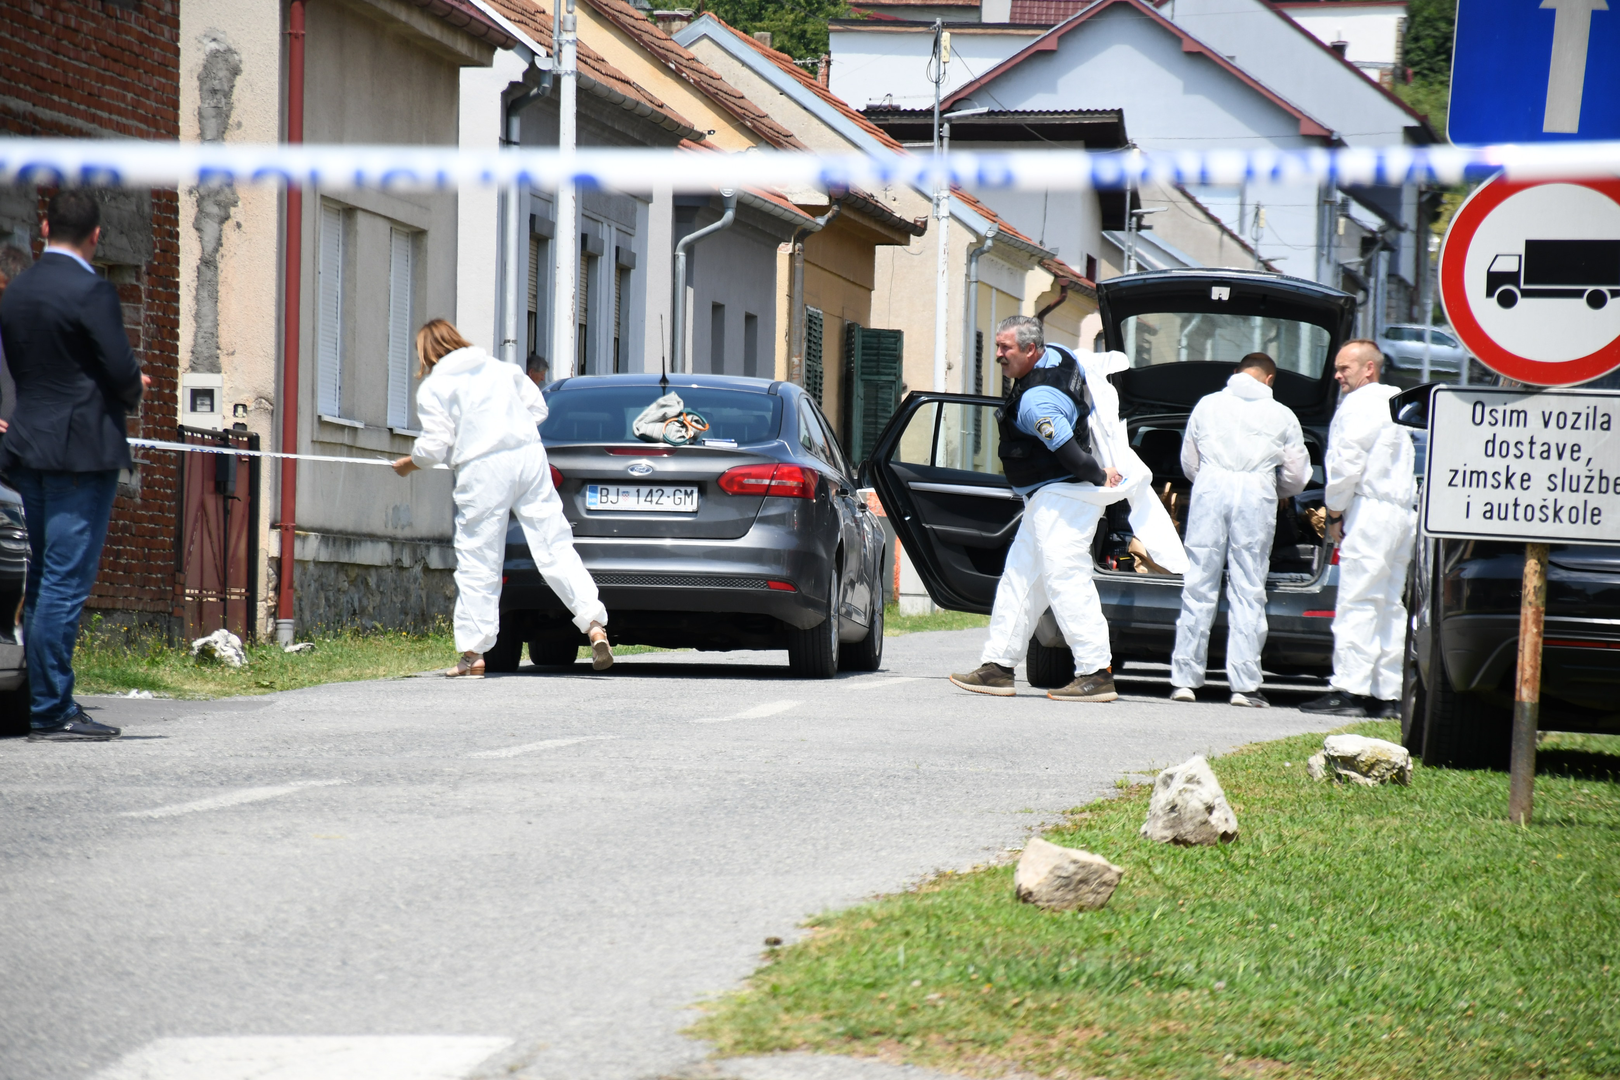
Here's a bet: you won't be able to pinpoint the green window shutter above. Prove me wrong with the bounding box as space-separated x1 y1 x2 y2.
849 326 904 464
805 307 824 403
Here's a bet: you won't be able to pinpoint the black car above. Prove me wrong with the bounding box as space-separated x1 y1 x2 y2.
492 374 887 678
867 268 1356 686
1393 386 1620 767
0 482 27 734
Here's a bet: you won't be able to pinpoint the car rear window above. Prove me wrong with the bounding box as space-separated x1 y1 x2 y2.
541 385 783 445
1122 311 1333 377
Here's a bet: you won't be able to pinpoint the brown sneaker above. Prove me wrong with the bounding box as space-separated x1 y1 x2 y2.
949 662 1016 696
1048 668 1117 702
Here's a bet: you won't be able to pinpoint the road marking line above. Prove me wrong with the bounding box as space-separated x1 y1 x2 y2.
467 734 614 759
120 779 347 820
92 1035 512 1080
841 676 920 692
692 699 800 724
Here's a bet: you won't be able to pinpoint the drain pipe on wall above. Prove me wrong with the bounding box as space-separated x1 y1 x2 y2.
671 189 735 373
1035 282 1071 326
961 222 997 395
275 0 306 647
788 199 841 386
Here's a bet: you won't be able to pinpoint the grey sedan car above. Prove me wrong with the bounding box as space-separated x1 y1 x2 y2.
1377 323 1468 375
491 374 887 678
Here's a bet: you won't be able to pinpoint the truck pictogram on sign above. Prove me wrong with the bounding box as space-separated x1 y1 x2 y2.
1486 239 1620 310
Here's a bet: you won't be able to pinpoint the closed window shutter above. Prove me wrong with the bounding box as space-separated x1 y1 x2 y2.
317 205 344 416
804 307 824 403
614 267 625 374
386 228 413 429
971 330 985 455
527 235 541 316
577 256 591 376
850 327 904 464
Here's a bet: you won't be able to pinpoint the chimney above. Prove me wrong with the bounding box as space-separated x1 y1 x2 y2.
1330 38 1349 58
651 8 695 34
817 53 830 87
752 30 772 48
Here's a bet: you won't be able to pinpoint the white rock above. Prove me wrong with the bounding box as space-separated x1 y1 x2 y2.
283 642 316 655
191 628 246 668
1014 837 1124 911
123 689 154 699
1306 752 1328 781
1315 734 1411 786
1141 755 1239 845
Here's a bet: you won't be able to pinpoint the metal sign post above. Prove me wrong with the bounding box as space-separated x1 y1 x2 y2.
1422 387 1620 822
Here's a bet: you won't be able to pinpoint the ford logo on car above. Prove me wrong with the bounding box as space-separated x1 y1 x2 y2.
627 463 654 476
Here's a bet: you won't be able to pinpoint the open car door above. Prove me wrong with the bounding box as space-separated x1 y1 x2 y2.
866 392 1016 614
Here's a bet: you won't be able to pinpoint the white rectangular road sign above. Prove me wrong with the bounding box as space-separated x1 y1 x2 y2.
1424 386 1620 544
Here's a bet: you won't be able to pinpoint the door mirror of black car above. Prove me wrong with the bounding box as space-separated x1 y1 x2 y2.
1390 383 1436 429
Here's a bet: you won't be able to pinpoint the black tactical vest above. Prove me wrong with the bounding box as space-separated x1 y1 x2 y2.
996 347 1094 489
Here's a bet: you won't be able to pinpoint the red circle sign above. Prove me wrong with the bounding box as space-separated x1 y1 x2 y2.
1440 175 1620 387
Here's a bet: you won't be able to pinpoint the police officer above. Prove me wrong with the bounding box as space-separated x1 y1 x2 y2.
950 315 1125 702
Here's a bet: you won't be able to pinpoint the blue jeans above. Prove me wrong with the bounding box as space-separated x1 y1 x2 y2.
10 468 119 726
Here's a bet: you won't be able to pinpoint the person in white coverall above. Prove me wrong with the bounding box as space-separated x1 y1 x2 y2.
1301 340 1416 718
392 318 611 678
1169 353 1311 708
950 315 1181 702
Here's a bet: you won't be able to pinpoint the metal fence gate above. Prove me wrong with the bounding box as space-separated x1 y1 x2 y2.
173 426 260 643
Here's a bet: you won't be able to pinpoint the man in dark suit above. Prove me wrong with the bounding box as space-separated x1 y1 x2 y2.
0 190 148 741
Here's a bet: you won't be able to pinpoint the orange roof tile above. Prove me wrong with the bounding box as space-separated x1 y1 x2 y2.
485 0 699 134
581 0 807 149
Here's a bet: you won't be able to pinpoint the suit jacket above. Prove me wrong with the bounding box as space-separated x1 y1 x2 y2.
0 252 144 473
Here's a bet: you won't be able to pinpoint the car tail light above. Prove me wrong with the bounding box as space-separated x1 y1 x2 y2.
1304 610 1335 618
767 580 797 591
717 463 816 499
550 464 564 490
1330 546 1340 565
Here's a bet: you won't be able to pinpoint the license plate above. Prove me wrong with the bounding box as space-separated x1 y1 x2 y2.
585 484 700 512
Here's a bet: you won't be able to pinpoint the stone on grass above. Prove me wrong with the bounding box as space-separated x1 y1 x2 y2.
191 628 246 668
1014 837 1123 911
283 641 315 655
1306 753 1329 781
1140 755 1239 845
1312 734 1411 786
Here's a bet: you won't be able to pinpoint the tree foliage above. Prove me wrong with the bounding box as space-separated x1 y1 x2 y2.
650 0 853 61
1402 0 1455 85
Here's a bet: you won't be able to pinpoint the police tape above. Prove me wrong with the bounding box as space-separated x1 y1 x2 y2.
6 138 1620 194
128 437 450 469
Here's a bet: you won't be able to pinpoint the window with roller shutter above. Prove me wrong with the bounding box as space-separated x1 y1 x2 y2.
386 227 414 429
847 324 904 465
317 203 344 417
804 307 824 403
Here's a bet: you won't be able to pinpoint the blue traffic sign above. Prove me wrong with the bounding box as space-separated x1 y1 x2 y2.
1450 0 1620 144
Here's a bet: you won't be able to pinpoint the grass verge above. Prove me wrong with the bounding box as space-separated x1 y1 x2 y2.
884 602 990 637
692 722 1620 1079
75 628 675 699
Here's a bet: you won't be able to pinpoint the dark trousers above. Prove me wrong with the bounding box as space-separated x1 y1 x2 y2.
11 467 118 726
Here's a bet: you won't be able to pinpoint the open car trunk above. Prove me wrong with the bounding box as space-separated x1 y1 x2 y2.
1091 415 1332 583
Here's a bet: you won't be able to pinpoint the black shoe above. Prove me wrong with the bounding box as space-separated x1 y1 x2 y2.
1299 690 1367 717
27 709 121 742
1367 697 1401 719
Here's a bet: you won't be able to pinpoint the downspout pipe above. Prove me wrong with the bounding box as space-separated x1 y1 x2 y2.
276 0 306 647
788 199 842 387
961 222 997 395
671 190 735 373
1035 283 1070 326
502 70 548 365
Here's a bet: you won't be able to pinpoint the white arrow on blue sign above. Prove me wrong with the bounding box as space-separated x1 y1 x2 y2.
1450 0 1620 144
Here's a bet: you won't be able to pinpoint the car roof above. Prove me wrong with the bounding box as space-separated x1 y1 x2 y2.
547 373 784 395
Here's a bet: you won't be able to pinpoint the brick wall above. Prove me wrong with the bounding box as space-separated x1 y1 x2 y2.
0 0 183 637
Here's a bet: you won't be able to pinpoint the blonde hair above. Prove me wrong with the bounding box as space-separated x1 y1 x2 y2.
416 318 473 376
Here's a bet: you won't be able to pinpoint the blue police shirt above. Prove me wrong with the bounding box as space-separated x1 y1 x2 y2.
1011 347 1091 497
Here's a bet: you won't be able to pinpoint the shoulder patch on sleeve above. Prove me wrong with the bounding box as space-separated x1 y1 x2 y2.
1035 417 1056 441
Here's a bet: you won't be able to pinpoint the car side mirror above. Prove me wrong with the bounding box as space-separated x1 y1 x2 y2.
1390 383 1436 429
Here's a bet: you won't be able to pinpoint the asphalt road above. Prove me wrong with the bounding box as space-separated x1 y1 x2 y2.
0 627 1335 1080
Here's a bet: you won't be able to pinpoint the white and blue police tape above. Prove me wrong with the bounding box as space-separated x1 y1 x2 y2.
129 437 450 470
5 138 1620 194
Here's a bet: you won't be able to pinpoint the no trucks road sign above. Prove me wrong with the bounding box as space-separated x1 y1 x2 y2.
1424 386 1620 544
1440 175 1620 387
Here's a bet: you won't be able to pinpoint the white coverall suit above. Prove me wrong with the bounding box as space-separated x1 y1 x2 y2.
1171 373 1311 693
411 346 608 655
1324 382 1416 702
980 350 1186 674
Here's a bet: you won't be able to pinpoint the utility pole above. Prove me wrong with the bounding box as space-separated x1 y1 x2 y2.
552 0 579 378
931 20 950 392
